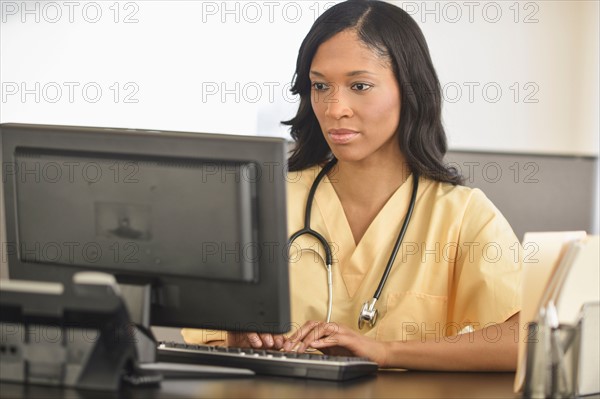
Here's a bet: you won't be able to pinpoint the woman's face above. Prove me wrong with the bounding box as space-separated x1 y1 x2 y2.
309 30 402 165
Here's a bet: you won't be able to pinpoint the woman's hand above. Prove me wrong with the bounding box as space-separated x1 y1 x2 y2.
281 321 388 366
226 331 286 350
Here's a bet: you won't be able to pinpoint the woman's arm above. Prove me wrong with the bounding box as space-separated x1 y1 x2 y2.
283 312 520 371
382 312 520 371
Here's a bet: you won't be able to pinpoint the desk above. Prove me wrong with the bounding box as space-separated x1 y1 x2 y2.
0 371 518 398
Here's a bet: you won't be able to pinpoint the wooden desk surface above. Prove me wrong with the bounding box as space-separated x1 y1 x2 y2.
0 371 519 398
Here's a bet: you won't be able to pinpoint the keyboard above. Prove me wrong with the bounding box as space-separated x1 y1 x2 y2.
156 342 378 381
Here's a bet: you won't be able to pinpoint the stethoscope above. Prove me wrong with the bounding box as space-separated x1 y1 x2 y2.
288 158 419 329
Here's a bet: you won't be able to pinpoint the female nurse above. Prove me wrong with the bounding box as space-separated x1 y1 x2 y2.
184 0 522 371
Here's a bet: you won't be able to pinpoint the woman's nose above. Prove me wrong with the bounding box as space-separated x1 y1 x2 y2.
322 86 353 119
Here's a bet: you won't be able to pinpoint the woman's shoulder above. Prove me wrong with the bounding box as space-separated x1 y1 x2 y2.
286 164 323 194
425 177 515 238
425 177 491 204
423 178 505 220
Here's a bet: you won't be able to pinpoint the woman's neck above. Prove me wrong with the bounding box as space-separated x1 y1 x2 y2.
326 153 411 245
328 154 410 207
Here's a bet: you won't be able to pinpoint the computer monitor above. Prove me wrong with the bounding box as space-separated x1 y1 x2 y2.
0 123 290 335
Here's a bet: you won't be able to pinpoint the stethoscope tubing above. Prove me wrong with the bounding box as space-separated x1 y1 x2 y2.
372 172 419 300
288 158 418 327
287 159 338 267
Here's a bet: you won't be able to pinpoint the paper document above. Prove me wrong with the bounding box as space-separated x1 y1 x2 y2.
555 236 600 324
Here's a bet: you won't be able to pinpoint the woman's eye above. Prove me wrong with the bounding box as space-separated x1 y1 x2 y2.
311 82 329 91
352 83 372 91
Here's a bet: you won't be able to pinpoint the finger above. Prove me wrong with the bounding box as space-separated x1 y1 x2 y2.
226 331 248 347
299 322 339 353
310 332 342 348
283 321 319 351
273 334 285 350
259 333 274 348
246 332 262 348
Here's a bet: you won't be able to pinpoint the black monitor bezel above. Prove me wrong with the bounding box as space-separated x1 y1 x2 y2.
1 123 291 333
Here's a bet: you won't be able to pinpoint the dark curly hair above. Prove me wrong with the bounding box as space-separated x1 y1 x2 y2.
282 0 462 185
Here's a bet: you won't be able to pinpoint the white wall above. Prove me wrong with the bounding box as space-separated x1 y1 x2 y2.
1 0 598 156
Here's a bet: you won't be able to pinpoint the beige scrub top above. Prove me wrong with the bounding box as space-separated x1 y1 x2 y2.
182 165 521 344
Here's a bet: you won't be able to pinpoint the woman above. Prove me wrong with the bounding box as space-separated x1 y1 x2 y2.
184 0 521 371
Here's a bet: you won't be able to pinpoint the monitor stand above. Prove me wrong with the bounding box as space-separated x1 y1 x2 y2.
119 282 254 380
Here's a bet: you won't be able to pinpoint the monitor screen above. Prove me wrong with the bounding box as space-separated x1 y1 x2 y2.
1 123 290 334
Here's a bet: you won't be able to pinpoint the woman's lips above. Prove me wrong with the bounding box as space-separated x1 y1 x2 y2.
328 129 359 144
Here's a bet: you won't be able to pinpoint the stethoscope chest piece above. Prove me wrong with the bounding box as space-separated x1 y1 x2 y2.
358 298 378 329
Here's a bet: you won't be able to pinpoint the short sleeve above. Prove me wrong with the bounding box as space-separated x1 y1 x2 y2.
180 328 227 345
447 189 522 330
